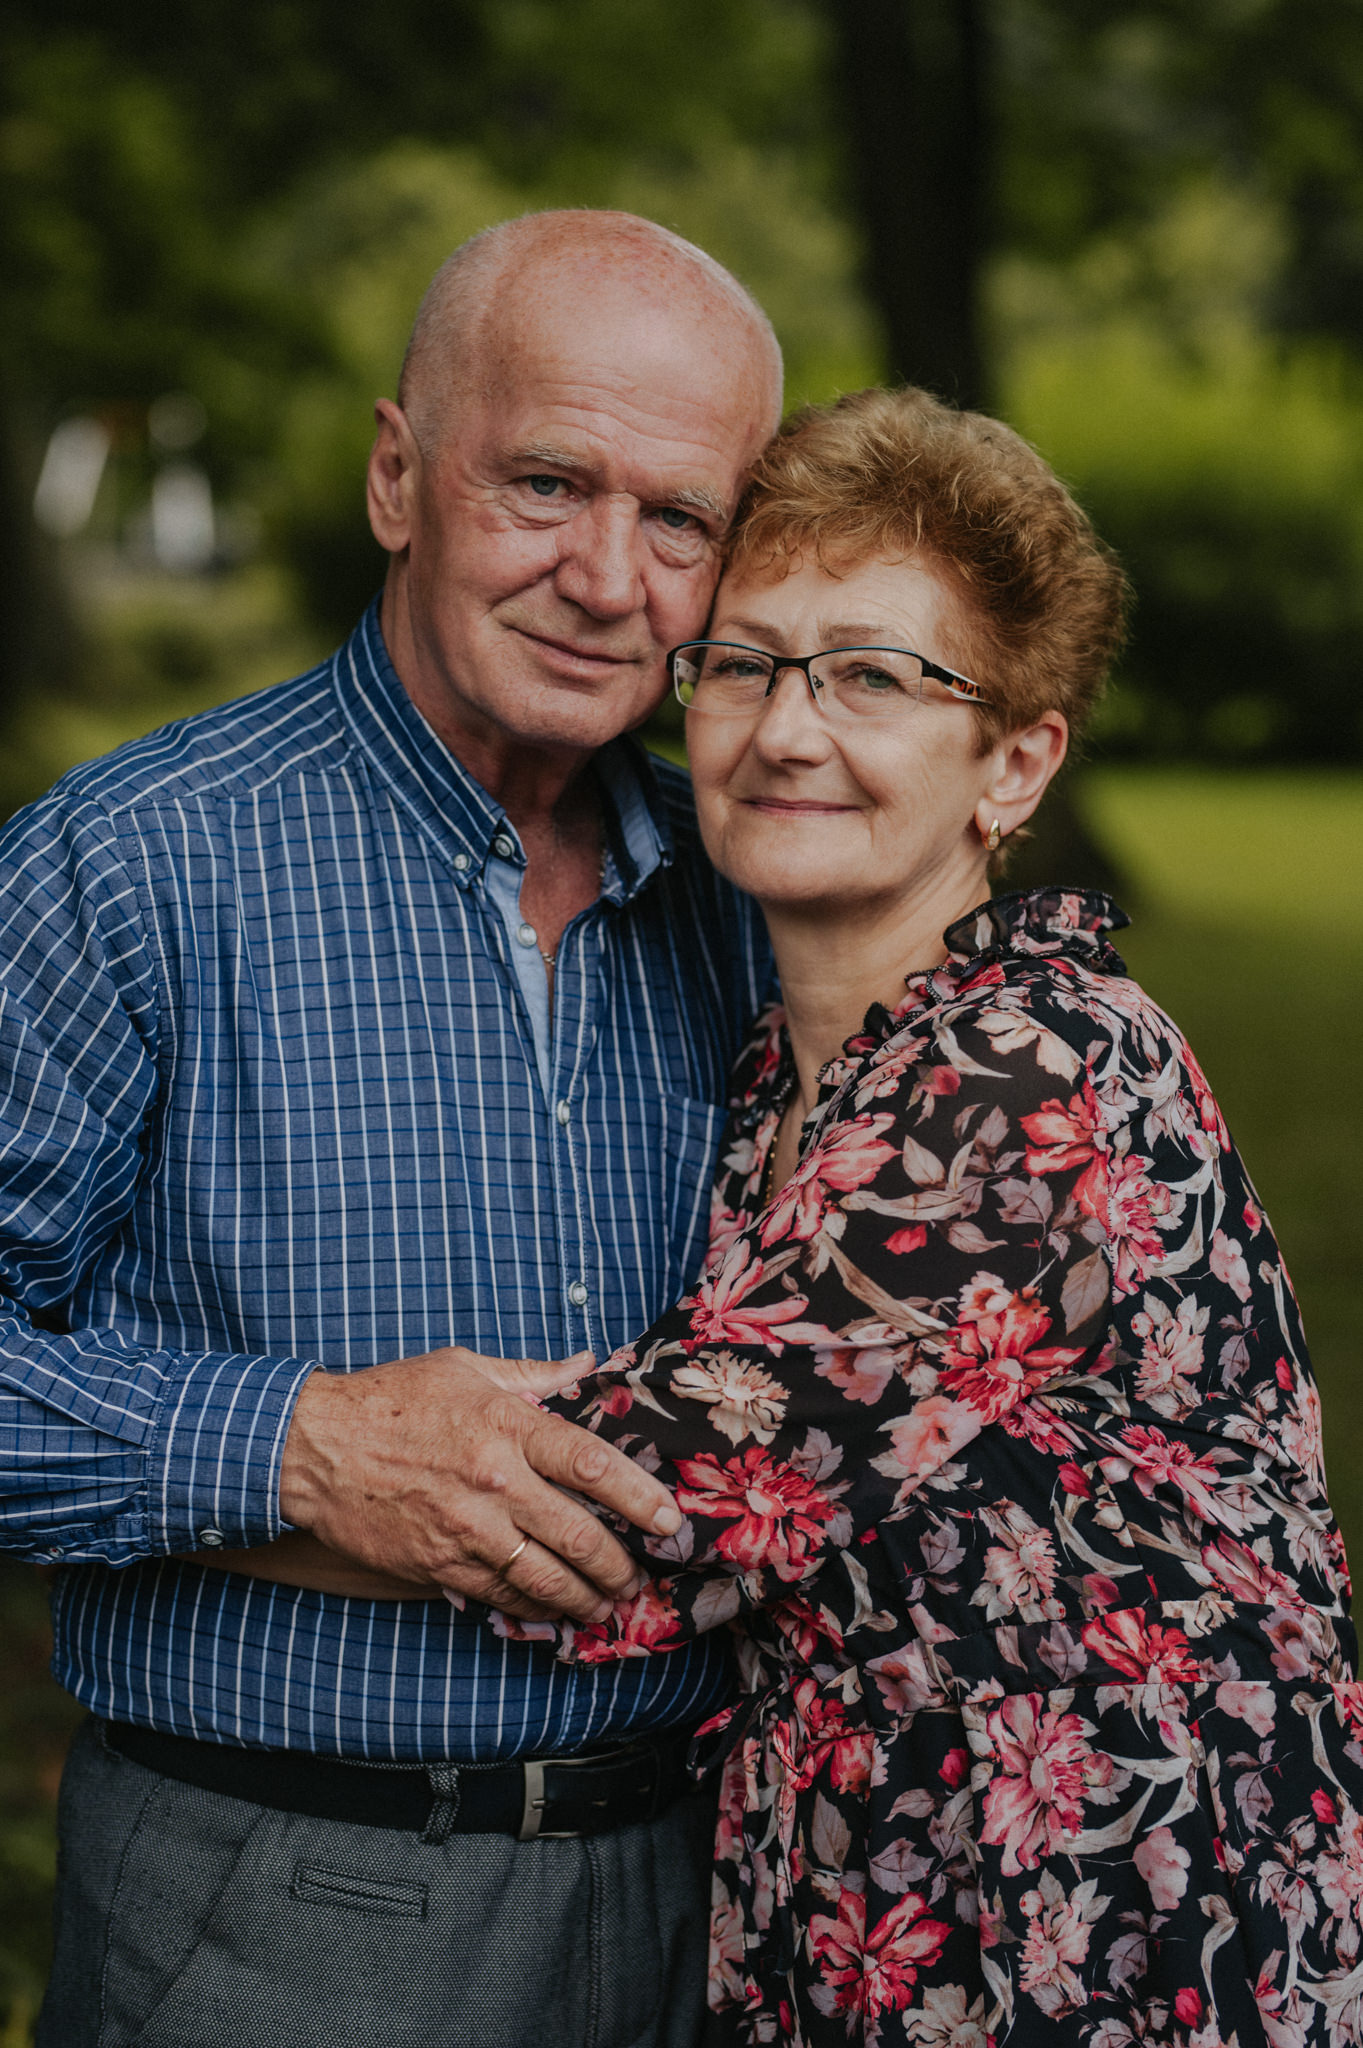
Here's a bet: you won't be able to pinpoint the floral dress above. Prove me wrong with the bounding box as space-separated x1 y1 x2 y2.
522 888 1363 2047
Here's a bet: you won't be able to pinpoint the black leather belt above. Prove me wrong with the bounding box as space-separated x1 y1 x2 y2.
104 1720 696 1843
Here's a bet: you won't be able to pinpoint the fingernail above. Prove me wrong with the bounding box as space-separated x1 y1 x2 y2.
589 1600 611 1624
653 1504 682 1535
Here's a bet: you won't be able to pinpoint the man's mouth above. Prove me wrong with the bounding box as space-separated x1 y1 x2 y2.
515 627 643 672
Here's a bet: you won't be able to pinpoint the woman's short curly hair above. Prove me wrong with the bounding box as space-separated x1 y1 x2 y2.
725 386 1129 748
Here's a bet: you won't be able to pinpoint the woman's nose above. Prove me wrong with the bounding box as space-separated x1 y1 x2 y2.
751 666 833 759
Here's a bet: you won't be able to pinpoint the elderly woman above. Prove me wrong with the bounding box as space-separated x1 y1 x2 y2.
507 388 1362 2045
210 389 1361 2044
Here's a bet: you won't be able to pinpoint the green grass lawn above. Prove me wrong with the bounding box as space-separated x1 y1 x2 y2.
0 765 1359 2039
1082 770 1363 1565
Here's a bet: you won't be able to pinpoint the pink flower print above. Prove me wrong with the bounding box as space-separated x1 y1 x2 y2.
938 1276 1085 1423
1133 1825 1191 1911
977 1523 1060 1622
1021 1082 1105 1206
1197 1531 1298 1608
1017 1870 1103 2017
1182 1042 1230 1154
1130 1294 1206 1416
563 1581 683 1663
1316 1796 1363 1929
1102 1423 1231 1528
704 1199 748 1269
708 1892 747 2007
808 1885 951 2020
760 1112 898 1244
1174 1988 1203 2028
1262 1604 1327 1683
1278 1375 1326 1488
811 1324 905 1405
788 1676 873 1796
886 1223 928 1254
877 1395 980 1486
1101 1153 1176 1294
1080 1608 1198 1686
1209 1230 1253 1303
683 1239 813 1355
979 1694 1112 1875
674 1445 841 1580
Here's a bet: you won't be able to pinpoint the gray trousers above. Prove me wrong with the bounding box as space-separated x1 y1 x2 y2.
38 1719 718 2048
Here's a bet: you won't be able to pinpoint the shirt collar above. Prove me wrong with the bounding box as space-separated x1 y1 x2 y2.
332 600 673 899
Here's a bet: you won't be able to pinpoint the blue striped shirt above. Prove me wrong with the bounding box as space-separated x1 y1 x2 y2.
0 602 771 1758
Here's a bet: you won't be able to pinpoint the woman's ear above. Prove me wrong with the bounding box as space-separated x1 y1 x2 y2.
974 711 1069 844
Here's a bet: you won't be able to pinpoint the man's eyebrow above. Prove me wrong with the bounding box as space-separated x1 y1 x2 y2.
503 442 728 526
662 483 729 526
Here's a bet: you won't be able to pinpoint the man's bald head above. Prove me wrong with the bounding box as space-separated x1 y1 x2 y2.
397 208 783 456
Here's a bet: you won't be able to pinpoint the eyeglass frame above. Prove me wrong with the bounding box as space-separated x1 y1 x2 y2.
668 639 989 716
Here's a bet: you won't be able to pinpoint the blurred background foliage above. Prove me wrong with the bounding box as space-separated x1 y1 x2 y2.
0 0 1360 2035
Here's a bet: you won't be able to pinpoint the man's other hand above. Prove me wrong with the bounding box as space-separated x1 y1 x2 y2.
275 1347 679 1623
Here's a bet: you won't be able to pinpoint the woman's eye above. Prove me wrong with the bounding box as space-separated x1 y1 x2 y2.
849 664 904 692
714 656 768 678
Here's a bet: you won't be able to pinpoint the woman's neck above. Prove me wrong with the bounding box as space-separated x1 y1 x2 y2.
766 862 991 1118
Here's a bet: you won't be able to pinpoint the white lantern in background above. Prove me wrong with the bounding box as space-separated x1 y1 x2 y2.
151 463 216 573
33 417 111 538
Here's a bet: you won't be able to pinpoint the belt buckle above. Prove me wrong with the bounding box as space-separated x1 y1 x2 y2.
517 1744 658 1841
518 1759 549 1841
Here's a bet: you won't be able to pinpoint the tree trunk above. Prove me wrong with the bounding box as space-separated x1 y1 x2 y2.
823 0 989 406
820 0 1125 898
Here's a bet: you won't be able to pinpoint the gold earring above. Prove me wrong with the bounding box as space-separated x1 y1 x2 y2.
985 818 1002 852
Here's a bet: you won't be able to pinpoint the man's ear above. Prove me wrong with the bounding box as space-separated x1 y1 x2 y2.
973 711 1069 844
367 399 422 556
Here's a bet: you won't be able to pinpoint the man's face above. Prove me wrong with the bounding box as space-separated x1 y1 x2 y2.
378 281 776 759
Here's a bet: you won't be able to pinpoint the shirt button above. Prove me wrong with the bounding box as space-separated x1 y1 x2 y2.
452 853 470 872
567 1281 589 1308
516 922 538 948
197 1528 225 1548
491 833 516 860
555 1099 572 1126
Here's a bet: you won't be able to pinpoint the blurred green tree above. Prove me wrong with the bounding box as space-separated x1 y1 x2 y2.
0 0 1360 760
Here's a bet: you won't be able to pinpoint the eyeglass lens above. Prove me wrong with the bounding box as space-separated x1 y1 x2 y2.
673 642 930 719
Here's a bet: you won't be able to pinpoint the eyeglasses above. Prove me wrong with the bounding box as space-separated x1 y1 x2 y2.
669 640 988 723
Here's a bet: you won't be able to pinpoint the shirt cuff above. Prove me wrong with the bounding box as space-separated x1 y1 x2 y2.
146 1349 320 1553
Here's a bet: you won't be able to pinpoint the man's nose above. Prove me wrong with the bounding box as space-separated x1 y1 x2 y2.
553 497 647 621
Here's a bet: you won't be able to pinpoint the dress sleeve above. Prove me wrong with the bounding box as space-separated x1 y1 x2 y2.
533 984 1117 1660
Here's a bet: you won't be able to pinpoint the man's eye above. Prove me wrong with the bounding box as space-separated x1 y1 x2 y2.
656 506 697 531
525 475 564 498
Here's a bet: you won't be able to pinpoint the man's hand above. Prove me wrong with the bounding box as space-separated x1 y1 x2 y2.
275 1347 678 1623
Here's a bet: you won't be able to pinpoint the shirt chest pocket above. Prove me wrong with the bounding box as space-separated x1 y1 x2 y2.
658 1091 728 1294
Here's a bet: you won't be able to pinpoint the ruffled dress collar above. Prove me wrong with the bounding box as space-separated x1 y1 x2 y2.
739 887 1130 1135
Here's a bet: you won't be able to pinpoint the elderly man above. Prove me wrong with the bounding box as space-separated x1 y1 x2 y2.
3 210 781 2048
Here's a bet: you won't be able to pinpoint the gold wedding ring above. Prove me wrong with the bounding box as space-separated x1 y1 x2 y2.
499 1533 531 1575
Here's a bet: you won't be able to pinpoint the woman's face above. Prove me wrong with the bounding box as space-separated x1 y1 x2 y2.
687 553 1002 919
